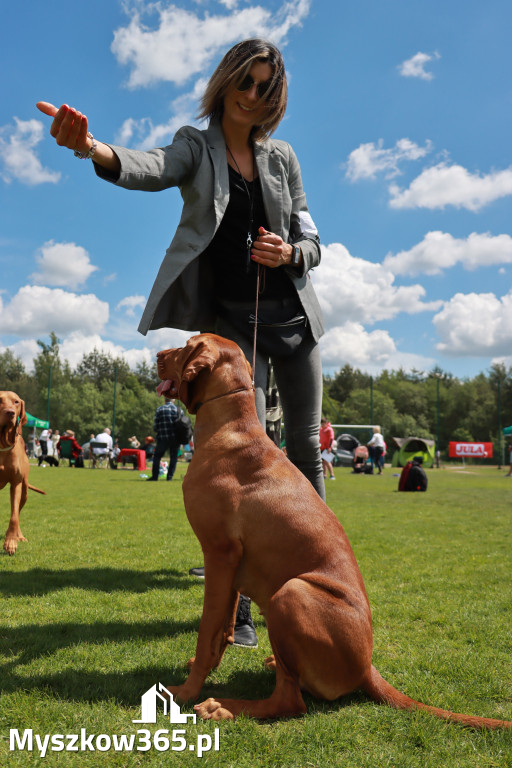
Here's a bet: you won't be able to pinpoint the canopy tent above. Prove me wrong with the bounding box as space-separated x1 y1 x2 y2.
503 425 512 436
25 412 49 429
391 436 435 468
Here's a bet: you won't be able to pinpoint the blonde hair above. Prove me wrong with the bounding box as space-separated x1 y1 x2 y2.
373 426 381 434
198 38 287 141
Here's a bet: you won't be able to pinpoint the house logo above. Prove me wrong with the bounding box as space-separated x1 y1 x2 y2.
133 683 197 725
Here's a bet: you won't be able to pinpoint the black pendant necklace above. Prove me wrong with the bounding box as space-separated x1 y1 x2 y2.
226 145 255 272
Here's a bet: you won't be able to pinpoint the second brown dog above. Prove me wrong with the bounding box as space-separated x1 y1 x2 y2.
0 391 45 555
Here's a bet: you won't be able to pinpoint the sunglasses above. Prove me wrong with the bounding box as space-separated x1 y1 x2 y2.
236 73 273 100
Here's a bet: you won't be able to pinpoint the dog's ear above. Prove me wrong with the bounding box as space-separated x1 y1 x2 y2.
17 398 27 434
181 340 218 382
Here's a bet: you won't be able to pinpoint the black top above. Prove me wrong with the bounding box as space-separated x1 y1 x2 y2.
207 165 298 304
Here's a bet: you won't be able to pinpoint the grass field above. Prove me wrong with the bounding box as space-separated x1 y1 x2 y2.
1 460 511 767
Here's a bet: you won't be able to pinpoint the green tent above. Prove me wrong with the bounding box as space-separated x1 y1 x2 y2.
503 425 512 436
25 412 49 429
391 436 435 468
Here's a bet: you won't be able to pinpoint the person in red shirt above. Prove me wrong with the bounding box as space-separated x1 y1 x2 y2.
319 418 336 481
57 430 83 464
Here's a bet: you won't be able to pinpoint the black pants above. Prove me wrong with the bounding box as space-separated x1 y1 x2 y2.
152 438 179 480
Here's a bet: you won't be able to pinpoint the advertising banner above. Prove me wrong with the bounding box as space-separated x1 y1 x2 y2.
448 442 493 458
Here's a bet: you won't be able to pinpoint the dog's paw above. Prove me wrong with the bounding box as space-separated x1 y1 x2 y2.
166 683 202 704
3 536 22 555
186 656 196 670
264 654 276 669
194 698 234 721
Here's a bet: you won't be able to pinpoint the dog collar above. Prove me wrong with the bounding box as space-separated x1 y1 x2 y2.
0 443 15 451
195 385 253 412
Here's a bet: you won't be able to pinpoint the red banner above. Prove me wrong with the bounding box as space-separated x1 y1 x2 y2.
448 441 493 458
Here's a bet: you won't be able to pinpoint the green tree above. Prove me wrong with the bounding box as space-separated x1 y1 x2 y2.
76 349 130 389
32 333 71 426
134 360 160 392
325 364 372 406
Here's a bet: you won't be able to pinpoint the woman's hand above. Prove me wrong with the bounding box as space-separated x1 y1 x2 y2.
36 101 120 172
251 227 293 268
36 102 92 155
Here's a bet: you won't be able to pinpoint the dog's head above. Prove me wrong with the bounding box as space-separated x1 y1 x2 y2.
156 333 252 414
0 391 27 448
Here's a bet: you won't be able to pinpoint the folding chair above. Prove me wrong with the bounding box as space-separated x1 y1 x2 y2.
89 440 110 469
58 439 76 467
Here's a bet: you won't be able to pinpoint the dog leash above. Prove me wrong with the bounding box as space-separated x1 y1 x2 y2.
251 265 262 387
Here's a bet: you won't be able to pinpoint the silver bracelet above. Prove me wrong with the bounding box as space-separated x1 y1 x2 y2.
74 132 97 160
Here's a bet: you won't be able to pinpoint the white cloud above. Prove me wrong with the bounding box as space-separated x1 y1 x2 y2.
319 322 435 373
31 241 98 289
384 231 512 276
116 295 146 316
0 286 109 337
345 138 433 181
311 243 442 327
111 0 310 89
58 332 153 370
389 162 512 211
1 328 194 373
0 118 61 186
398 51 440 81
145 327 195 353
434 291 512 357
115 78 208 149
0 338 40 371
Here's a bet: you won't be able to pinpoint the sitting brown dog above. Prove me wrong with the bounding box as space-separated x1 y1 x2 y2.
156 334 511 727
0 391 45 555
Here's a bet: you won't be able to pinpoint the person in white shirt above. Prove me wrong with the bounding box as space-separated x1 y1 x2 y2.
93 428 113 457
367 426 385 475
39 428 50 455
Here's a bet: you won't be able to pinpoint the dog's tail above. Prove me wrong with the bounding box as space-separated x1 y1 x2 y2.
28 484 46 495
363 665 512 730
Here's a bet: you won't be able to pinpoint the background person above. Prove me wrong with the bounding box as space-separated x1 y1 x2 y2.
149 397 179 482
367 426 385 475
39 427 50 456
92 427 113 466
51 430 61 456
319 417 336 481
143 436 156 461
57 430 83 465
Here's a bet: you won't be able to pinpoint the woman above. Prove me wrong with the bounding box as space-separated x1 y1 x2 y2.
37 39 325 645
37 38 325 499
367 426 385 475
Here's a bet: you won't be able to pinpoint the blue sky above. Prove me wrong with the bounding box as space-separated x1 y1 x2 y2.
1 0 512 378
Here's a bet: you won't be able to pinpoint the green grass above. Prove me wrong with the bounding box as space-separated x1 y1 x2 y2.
1 461 511 767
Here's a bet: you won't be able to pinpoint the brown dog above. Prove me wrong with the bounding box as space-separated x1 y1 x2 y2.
156 334 511 728
0 391 45 555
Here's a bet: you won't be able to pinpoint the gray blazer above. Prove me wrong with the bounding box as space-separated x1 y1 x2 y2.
96 120 325 341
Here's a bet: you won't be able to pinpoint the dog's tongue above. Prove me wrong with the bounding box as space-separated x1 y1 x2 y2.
157 379 173 397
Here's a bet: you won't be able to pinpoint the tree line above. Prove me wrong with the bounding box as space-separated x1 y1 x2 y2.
322 362 512 462
2 333 511 461
1 334 162 449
